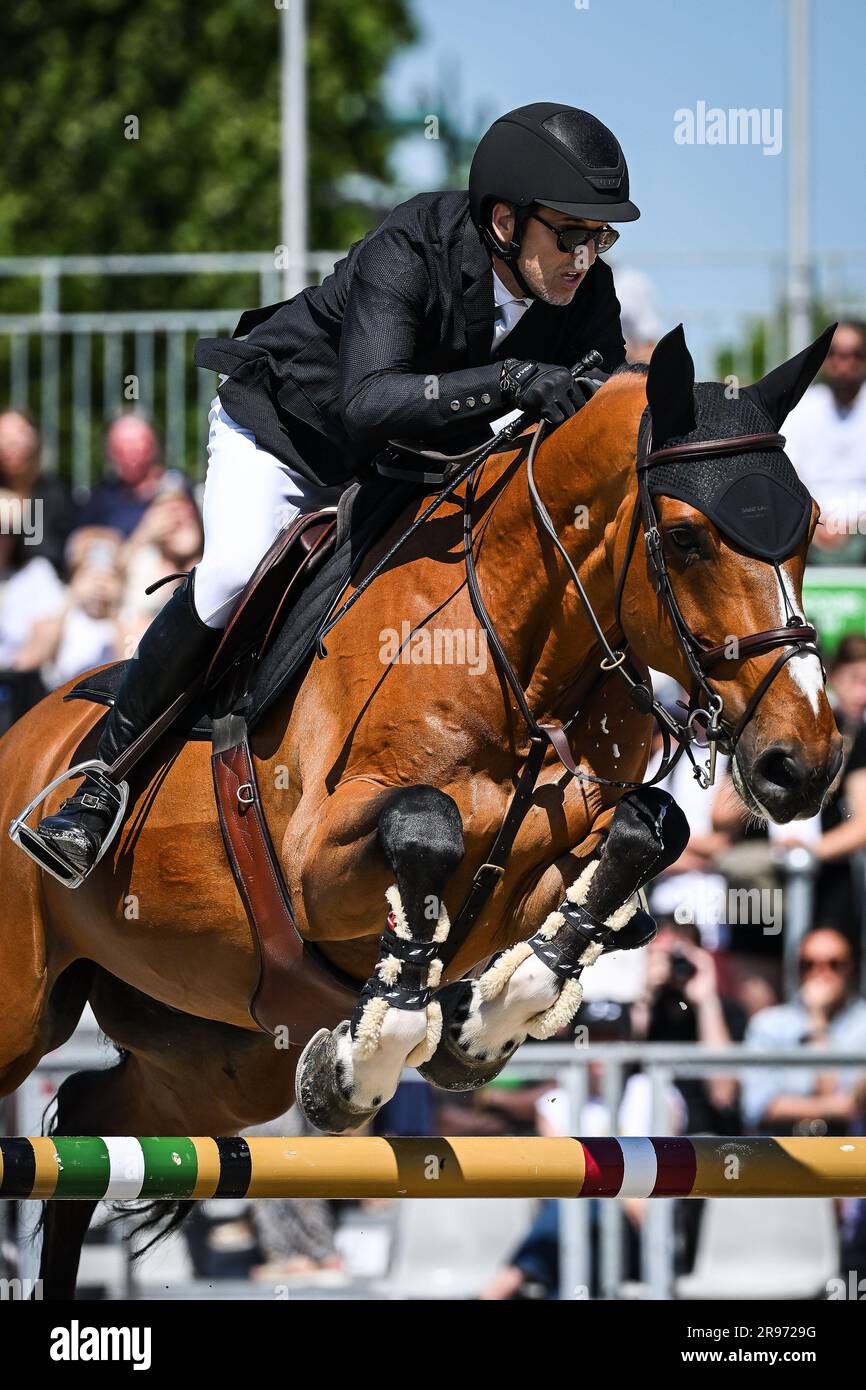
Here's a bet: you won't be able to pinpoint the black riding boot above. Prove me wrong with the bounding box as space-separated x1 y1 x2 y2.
34 574 221 881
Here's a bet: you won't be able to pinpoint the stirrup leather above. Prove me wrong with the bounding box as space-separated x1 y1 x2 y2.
8 760 129 889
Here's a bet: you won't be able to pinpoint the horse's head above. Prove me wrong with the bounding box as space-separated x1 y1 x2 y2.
617 323 843 822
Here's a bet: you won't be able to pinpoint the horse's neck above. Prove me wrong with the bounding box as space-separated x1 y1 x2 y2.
476 395 638 721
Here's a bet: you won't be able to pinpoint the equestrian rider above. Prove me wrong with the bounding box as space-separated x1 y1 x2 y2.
31 101 640 881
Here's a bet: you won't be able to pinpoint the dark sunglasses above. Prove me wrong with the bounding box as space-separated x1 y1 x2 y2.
799 957 849 973
529 211 620 255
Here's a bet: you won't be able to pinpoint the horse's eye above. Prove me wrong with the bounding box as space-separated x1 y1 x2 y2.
668 526 699 551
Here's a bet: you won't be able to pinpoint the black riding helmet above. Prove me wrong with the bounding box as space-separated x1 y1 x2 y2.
469 102 640 292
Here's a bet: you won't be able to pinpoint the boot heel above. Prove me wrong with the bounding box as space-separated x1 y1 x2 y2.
9 759 129 888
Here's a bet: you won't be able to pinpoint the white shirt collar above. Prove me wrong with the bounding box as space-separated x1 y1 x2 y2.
492 267 532 309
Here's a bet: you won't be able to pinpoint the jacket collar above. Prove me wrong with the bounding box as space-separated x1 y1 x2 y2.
460 215 498 365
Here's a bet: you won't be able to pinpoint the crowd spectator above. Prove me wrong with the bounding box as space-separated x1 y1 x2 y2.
742 926 866 1134
784 320 866 564
712 635 866 957
646 681 733 950
0 408 78 574
120 474 204 646
77 413 167 536
773 636 866 942
0 404 208 723
0 488 66 729
0 490 66 669
15 528 126 688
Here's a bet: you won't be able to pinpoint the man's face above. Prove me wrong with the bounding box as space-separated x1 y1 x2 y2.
0 410 39 477
106 416 160 485
491 202 604 305
824 324 866 398
798 929 853 1009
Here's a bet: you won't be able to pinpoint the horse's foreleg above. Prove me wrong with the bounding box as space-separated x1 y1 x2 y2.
419 786 690 1091
296 785 464 1134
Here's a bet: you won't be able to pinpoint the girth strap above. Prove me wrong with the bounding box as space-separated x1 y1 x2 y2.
211 712 359 1034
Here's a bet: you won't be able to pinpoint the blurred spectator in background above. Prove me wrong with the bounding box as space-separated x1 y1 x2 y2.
742 926 866 1135
15 528 125 687
0 490 65 670
783 320 866 564
828 632 866 736
631 917 744 1133
246 1110 343 1284
77 413 166 536
615 266 661 364
645 673 732 950
0 488 66 730
774 635 866 942
0 408 77 575
120 473 204 646
713 634 866 955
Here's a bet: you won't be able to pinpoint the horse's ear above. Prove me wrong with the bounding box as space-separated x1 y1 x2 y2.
645 323 696 444
743 324 837 429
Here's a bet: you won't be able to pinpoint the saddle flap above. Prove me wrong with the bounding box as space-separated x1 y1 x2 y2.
204 508 338 691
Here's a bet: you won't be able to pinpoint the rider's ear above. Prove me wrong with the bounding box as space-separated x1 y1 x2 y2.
744 324 837 429
645 323 696 444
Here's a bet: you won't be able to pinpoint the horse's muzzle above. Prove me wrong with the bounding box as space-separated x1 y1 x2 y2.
738 735 844 823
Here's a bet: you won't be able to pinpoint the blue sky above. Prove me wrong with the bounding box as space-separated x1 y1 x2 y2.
385 0 866 372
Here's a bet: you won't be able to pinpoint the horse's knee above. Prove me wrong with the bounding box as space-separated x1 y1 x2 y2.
585 787 690 912
378 785 464 923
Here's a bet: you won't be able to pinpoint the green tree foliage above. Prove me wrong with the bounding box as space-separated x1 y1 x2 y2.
0 0 417 308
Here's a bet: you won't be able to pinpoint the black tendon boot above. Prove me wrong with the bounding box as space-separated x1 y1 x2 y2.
32 574 221 882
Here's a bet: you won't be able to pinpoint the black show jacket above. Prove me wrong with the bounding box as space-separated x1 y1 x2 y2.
194 190 626 486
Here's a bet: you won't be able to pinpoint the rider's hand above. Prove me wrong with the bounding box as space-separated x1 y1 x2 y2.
499 359 581 425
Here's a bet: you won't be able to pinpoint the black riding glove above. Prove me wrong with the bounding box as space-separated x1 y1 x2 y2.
500 358 581 426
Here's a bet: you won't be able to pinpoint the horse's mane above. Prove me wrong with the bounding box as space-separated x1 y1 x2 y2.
611 361 648 376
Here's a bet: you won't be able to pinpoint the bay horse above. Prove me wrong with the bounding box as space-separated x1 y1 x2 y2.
0 324 842 1296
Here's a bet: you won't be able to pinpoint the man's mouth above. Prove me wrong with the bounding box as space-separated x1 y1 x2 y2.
560 268 584 286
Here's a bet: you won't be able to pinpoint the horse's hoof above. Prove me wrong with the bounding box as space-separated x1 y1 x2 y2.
294 1022 378 1135
415 982 518 1092
606 907 657 952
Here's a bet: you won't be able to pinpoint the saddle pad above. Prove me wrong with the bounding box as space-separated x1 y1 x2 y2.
65 474 419 736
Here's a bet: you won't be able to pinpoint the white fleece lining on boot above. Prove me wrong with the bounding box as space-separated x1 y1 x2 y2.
354 887 450 1068
454 859 641 1056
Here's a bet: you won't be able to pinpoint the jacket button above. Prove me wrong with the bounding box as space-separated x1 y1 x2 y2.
449 400 461 412
481 392 491 404
466 396 476 408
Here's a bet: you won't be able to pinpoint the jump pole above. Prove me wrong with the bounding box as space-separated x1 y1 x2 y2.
2 1136 866 1200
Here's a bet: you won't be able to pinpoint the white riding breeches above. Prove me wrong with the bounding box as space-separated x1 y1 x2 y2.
193 396 344 628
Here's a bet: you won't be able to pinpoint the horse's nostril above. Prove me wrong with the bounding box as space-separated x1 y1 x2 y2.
754 744 806 792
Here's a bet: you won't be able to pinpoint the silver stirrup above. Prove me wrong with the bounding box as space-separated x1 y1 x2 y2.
8 760 129 889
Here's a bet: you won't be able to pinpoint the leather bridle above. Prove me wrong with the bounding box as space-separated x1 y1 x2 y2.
505 413 822 790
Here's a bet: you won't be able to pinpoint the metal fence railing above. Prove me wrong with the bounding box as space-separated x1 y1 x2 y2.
0 252 340 492
1 249 864 495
